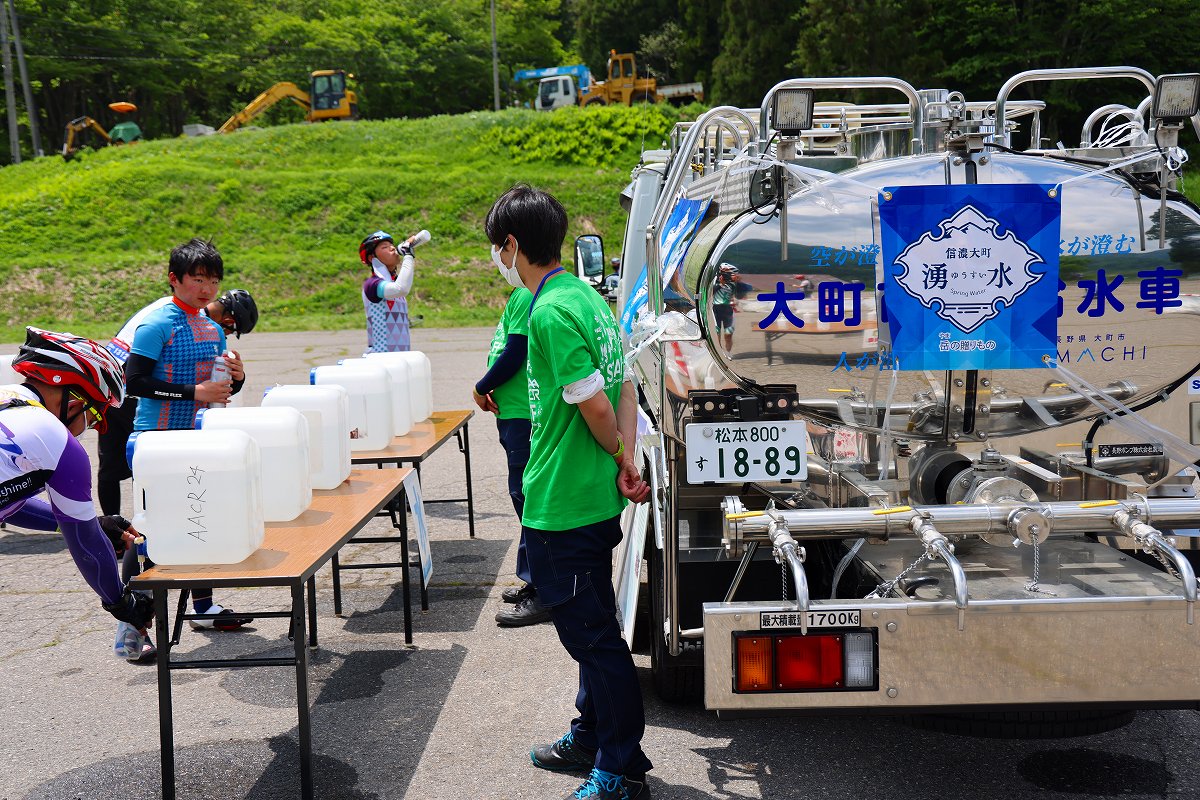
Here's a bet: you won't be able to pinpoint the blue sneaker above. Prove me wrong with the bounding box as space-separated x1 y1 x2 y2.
565 768 652 800
531 731 596 773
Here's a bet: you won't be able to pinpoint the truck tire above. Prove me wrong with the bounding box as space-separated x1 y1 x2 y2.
648 542 703 703
583 98 606 107
905 708 1136 739
633 91 655 104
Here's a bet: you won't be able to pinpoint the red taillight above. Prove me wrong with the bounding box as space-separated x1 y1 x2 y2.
776 635 843 689
735 636 772 692
734 631 875 693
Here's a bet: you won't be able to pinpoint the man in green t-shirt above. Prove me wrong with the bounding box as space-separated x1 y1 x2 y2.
472 286 550 627
485 185 652 800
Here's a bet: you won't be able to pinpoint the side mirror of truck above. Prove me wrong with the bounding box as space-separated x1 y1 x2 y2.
574 234 605 289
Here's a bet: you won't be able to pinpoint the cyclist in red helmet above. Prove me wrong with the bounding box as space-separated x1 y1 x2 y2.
0 327 154 657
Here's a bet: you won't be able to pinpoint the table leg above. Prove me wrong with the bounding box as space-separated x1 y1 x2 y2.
292 584 314 800
155 589 176 800
397 499 413 644
404 468 430 611
460 425 476 539
306 576 318 648
171 588 189 645
331 553 343 616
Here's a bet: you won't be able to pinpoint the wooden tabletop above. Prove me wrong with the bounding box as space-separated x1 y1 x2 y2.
132 468 411 590
351 409 474 464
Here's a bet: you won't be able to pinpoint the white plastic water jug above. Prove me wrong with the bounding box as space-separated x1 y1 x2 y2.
0 354 18 385
338 357 412 437
130 429 265 565
261 384 352 490
195 406 311 522
310 362 393 451
363 351 432 422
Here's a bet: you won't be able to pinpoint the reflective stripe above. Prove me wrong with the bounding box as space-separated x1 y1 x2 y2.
46 486 95 522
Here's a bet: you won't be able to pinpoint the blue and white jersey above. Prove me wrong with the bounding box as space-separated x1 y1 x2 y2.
130 297 227 431
107 296 172 365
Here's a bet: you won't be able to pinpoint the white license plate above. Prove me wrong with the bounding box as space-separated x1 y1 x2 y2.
760 609 861 629
684 422 807 484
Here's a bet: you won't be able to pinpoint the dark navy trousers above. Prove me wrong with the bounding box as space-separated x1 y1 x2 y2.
523 515 653 777
496 417 532 584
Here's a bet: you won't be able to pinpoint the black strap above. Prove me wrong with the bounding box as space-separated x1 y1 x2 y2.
0 469 54 508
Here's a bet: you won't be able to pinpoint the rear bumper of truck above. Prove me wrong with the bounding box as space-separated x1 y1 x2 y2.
702 539 1200 713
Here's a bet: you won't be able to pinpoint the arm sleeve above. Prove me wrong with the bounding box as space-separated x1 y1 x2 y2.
375 254 416 300
125 354 195 402
44 436 123 604
475 334 528 395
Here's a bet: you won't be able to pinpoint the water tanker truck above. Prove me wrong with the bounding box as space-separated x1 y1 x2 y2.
603 67 1200 735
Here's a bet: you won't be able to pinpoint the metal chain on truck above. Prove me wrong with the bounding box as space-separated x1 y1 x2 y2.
781 561 788 602
866 551 930 599
1147 546 1200 591
1024 536 1056 596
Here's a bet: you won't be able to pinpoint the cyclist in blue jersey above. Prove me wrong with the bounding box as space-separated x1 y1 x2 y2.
0 328 154 641
97 288 259 517
126 238 252 631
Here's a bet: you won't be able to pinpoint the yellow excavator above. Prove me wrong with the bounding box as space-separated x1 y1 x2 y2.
218 69 358 133
61 101 142 160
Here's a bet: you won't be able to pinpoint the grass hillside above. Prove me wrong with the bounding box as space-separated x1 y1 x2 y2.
0 104 700 341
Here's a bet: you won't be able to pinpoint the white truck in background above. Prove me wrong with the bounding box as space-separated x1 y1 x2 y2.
519 52 703 111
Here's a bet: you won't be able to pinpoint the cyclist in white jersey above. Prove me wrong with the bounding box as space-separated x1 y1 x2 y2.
0 328 153 632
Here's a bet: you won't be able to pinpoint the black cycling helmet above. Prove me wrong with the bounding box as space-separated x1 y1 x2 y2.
359 230 394 265
217 289 258 338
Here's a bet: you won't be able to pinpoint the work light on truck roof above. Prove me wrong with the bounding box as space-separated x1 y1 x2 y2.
1152 73 1200 122
770 88 814 136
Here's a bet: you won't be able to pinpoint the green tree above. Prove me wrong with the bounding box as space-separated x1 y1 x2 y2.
709 0 801 106
790 0 1200 143
569 0 673 77
674 0 721 90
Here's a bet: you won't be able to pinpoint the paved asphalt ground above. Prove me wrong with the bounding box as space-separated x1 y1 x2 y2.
3 327 1199 800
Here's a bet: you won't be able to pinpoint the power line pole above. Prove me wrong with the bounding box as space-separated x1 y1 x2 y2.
0 0 20 163
490 0 500 111
7 0 42 157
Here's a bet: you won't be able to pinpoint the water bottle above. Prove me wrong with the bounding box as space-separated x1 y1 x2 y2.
209 352 231 408
399 230 432 256
113 621 144 659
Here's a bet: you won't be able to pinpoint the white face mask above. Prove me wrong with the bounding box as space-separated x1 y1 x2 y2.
491 238 525 290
